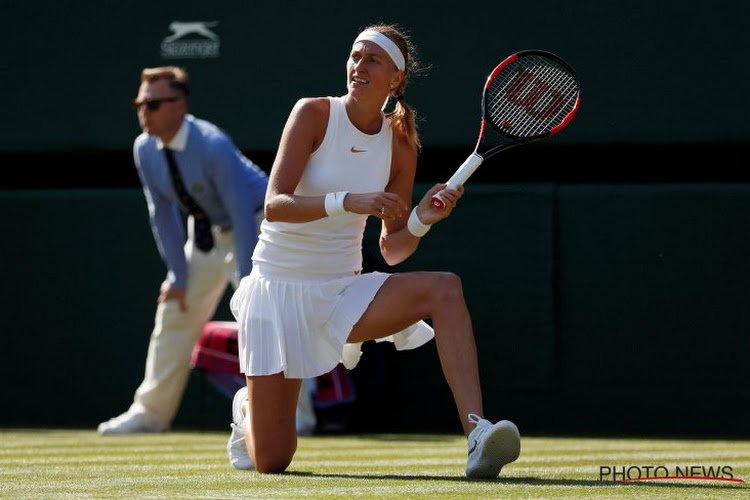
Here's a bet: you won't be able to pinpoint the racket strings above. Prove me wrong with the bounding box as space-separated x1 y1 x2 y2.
488 73 574 135
485 55 579 138
490 61 576 126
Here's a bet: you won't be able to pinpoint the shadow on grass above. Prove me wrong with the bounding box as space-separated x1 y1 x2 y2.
328 433 460 442
283 471 747 490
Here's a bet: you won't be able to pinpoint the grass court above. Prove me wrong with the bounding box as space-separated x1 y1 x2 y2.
2 429 749 498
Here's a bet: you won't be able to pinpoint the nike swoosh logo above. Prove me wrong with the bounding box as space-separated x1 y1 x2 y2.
350 147 367 153
468 439 478 456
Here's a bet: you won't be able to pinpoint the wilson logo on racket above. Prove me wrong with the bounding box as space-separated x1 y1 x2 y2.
431 50 581 210
505 69 565 119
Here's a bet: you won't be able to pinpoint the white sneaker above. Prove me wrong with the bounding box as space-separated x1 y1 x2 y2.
465 413 520 479
227 386 254 471
97 410 166 435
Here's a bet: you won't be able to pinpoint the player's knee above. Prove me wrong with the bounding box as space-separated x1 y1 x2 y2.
253 450 294 474
251 433 296 474
433 271 464 303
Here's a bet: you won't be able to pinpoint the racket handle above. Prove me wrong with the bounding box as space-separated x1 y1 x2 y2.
430 153 484 210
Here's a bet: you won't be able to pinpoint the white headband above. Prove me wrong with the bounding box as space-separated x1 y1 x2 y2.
353 30 405 71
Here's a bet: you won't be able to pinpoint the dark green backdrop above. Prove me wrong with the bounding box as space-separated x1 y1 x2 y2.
3 0 749 154
2 1 749 436
2 184 749 436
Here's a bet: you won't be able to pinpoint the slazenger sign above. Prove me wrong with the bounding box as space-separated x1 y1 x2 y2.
161 21 220 59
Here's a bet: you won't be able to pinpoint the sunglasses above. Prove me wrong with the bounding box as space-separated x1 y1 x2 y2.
131 96 181 112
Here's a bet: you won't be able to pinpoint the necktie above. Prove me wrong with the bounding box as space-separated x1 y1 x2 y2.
163 147 214 252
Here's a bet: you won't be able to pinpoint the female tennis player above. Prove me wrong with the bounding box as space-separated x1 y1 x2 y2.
227 23 520 478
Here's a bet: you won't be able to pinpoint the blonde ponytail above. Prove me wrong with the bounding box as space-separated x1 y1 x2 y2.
362 24 426 150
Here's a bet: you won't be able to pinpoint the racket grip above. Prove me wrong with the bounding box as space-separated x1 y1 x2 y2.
430 153 484 210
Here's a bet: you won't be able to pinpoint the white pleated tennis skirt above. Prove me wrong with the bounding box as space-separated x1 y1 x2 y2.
229 264 435 379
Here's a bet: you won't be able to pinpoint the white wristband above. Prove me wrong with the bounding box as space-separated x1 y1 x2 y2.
324 191 348 216
407 207 431 237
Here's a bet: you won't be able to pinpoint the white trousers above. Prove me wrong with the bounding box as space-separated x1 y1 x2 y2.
128 215 315 430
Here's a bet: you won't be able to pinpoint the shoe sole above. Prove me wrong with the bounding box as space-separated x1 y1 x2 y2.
97 413 167 435
98 427 164 435
232 386 248 425
466 420 521 479
227 423 254 470
228 386 254 470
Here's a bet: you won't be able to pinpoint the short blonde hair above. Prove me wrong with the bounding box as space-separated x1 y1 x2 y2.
140 66 190 97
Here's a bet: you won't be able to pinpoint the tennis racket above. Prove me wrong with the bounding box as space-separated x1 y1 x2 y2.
431 50 581 209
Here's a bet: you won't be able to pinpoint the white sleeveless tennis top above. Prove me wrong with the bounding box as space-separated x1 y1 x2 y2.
252 96 392 274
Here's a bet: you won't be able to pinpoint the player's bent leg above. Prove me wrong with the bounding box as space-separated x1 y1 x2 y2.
246 373 302 474
349 271 483 434
350 271 520 477
348 271 467 341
